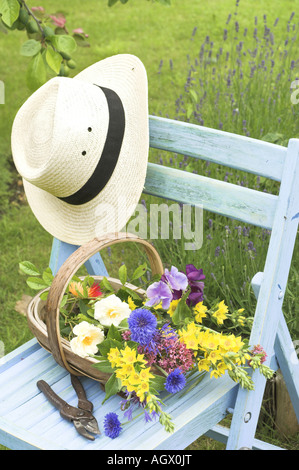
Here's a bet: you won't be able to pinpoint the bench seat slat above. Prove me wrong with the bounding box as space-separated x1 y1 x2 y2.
149 116 286 182
144 162 278 229
0 342 237 450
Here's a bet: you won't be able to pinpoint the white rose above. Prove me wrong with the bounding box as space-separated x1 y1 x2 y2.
70 321 104 358
94 294 131 327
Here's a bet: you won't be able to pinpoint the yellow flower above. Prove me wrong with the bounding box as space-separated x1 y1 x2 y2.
213 300 228 325
154 302 163 310
231 335 244 353
115 368 129 380
127 296 137 311
136 381 150 402
200 331 219 351
183 333 199 350
216 361 227 376
194 302 208 323
206 349 222 364
179 322 202 350
167 299 180 317
136 353 148 365
210 369 222 379
121 345 138 364
120 363 135 376
139 367 155 382
197 358 210 372
127 370 141 386
107 347 122 368
219 334 237 351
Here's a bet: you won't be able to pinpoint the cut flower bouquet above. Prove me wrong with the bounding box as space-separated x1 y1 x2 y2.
20 259 273 439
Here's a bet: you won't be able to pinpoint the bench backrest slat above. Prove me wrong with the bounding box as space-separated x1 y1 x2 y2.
144 162 278 229
149 116 287 182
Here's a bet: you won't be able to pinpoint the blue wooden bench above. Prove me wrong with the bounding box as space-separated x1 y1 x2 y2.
0 115 298 450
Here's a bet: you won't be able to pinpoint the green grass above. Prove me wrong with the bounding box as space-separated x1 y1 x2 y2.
0 0 299 451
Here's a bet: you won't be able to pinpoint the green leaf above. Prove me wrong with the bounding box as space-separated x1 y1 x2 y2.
78 299 89 314
60 295 68 308
19 261 40 276
42 268 54 286
189 89 198 104
98 338 122 357
186 103 193 120
150 374 166 392
108 0 119 6
50 34 77 55
20 39 41 57
45 47 62 74
39 290 49 301
118 318 128 329
102 373 121 403
26 277 48 290
107 324 122 342
100 277 114 292
72 33 90 48
93 360 114 374
171 292 192 325
26 51 47 91
0 0 20 27
131 262 147 282
76 313 96 324
118 264 127 285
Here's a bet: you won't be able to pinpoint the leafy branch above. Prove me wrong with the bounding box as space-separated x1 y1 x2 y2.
0 0 90 90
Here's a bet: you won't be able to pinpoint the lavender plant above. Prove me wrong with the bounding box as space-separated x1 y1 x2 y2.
147 4 299 339
174 6 299 144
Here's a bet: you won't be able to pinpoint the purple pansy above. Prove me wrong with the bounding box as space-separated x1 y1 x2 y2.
162 266 188 292
171 264 205 306
145 280 173 310
185 264 205 306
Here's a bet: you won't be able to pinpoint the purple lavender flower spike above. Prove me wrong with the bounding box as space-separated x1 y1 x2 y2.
145 281 173 310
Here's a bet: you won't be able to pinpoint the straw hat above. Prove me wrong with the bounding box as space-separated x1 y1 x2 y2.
11 54 149 245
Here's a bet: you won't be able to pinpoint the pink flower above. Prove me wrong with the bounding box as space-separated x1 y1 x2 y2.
73 28 84 34
31 6 45 12
248 344 268 366
50 15 66 28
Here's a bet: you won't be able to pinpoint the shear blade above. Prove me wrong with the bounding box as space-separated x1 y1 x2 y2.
82 417 101 435
73 419 96 441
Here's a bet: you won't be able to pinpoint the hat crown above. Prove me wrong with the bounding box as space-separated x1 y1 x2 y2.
12 77 109 197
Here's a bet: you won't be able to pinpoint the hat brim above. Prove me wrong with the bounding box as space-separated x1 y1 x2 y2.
22 54 149 245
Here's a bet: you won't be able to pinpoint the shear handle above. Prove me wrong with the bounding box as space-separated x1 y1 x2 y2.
37 380 85 421
37 380 68 411
71 375 93 413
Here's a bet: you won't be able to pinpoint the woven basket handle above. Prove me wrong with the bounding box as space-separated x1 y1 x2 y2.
46 232 164 375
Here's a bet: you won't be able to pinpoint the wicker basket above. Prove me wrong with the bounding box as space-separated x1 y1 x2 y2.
27 232 164 384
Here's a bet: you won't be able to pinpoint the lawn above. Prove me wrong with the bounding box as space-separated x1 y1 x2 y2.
0 0 298 450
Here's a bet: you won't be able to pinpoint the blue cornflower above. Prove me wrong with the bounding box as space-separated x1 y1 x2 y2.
103 412 122 439
165 369 186 394
128 308 157 346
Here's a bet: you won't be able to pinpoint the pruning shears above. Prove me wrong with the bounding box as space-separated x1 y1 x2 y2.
37 374 100 441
